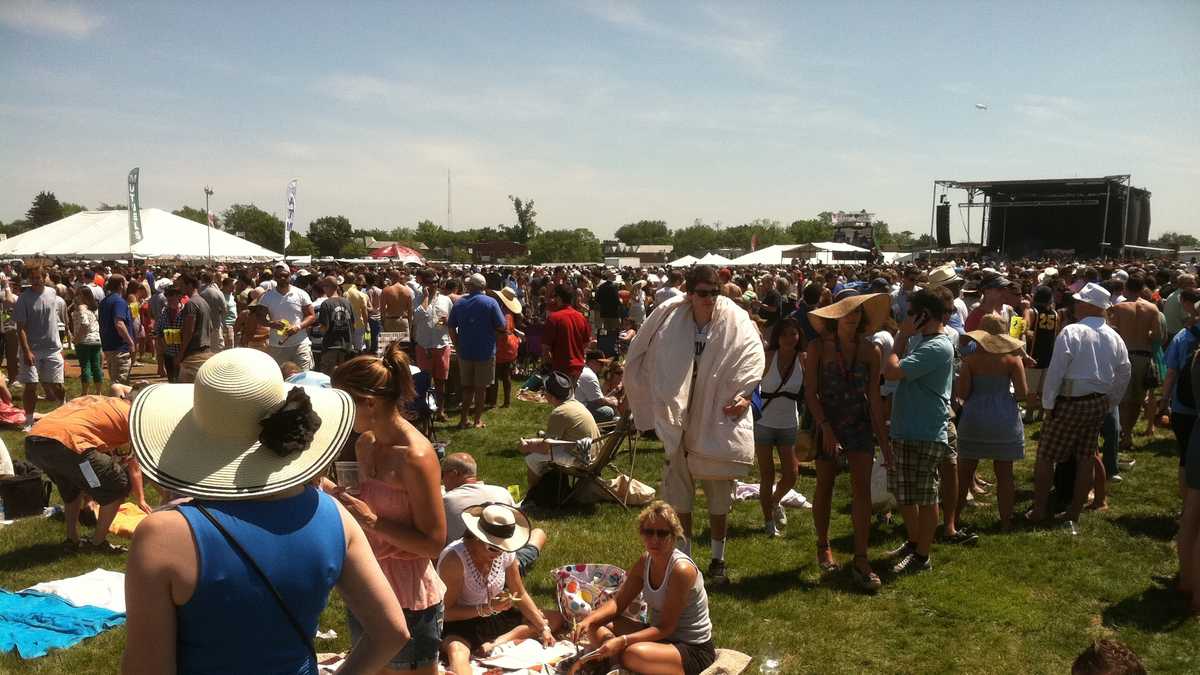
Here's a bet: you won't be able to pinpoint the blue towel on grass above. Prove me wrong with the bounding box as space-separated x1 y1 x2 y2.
0 589 125 658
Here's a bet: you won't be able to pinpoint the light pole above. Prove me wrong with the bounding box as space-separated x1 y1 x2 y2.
204 185 214 263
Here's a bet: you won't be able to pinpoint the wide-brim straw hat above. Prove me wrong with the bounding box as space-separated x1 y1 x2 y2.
926 264 962 288
491 286 522 314
808 293 890 334
131 348 355 500
462 502 532 552
965 330 1025 354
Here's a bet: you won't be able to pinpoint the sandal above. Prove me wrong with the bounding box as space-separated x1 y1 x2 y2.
61 538 81 553
82 540 127 554
816 543 839 573
851 555 882 594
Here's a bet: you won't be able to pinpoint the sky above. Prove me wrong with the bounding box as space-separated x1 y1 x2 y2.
1 0 1198 243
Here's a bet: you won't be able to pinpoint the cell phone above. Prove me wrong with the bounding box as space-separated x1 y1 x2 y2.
913 310 930 329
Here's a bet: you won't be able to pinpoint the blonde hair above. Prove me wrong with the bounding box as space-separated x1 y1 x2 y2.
637 500 683 539
331 341 415 405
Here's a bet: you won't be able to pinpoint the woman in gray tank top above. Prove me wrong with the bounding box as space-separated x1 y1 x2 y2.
572 501 716 675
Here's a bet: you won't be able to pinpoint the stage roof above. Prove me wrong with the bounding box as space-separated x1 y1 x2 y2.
935 175 1150 199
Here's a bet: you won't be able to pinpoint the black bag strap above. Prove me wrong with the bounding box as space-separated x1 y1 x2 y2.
190 503 316 661
761 352 799 411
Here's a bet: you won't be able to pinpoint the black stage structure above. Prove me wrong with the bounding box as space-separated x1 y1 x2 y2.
930 176 1151 258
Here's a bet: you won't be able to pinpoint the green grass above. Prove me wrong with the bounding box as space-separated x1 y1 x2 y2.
2 377 1198 674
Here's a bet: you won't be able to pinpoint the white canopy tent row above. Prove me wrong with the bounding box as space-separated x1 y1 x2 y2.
695 252 733 266
0 209 282 262
668 254 699 267
728 242 871 266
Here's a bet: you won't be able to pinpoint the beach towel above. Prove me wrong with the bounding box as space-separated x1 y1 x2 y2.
25 568 126 614
107 502 148 538
0 588 125 658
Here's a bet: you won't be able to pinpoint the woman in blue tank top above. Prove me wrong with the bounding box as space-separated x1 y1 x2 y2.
122 348 410 674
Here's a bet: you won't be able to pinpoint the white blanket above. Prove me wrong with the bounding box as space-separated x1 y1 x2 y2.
625 295 765 478
26 568 126 614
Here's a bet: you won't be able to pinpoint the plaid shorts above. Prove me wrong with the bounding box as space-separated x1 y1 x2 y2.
888 438 952 506
1038 394 1107 464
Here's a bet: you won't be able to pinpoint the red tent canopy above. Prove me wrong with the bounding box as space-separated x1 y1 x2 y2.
368 244 425 263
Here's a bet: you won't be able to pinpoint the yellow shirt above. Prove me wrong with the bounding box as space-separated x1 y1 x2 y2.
343 285 368 330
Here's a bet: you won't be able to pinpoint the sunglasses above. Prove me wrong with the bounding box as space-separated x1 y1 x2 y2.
640 527 674 539
690 289 718 298
484 543 504 554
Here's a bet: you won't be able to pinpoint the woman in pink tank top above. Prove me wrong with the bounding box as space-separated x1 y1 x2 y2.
333 343 447 674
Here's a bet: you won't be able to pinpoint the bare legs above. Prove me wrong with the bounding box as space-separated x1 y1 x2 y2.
755 442 797 528
811 454 873 569
957 459 1015 529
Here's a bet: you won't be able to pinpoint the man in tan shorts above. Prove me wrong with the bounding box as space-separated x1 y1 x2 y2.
1109 274 1161 451
380 269 414 341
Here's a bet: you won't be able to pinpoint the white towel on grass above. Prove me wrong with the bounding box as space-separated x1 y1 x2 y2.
26 568 126 614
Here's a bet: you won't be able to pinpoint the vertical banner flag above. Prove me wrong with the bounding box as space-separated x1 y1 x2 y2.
284 179 298 250
127 168 143 244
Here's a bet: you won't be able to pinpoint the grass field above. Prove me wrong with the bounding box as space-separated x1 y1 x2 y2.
2 373 1198 674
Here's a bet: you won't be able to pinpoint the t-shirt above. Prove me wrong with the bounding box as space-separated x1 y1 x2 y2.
595 282 621 319
543 307 591 376
654 286 683 307
286 371 331 388
1166 326 1200 415
413 293 453 349
546 399 601 442
259 286 313 348
29 396 131 454
14 287 62 356
890 332 954 443
98 292 134 352
447 291 505 362
318 297 355 351
344 285 369 330
442 482 513 544
224 292 238 327
574 366 604 405
200 284 227 336
182 292 212 356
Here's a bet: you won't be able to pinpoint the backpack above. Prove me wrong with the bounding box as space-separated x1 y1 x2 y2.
326 301 353 345
1177 326 1200 409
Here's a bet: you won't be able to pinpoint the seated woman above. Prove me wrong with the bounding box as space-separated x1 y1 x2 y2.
573 501 716 675
438 503 555 674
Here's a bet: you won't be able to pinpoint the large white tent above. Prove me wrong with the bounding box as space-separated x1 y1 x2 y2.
730 242 871 266
0 209 282 261
669 254 698 267
729 244 798 266
695 252 733 266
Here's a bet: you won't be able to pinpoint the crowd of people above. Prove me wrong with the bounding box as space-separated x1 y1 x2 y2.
1 253 1192 673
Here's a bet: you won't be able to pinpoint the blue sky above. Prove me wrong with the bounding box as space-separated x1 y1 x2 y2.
1 0 1197 241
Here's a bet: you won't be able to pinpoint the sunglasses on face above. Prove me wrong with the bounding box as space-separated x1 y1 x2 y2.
640 527 674 539
484 543 504 554
690 289 718 298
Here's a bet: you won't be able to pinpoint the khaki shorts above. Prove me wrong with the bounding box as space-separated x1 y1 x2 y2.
104 350 132 385
661 453 734 516
269 342 315 372
18 350 64 384
177 350 214 383
459 357 496 388
1122 353 1151 405
384 317 410 341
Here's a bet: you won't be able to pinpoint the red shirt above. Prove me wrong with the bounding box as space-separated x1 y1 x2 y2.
543 306 591 377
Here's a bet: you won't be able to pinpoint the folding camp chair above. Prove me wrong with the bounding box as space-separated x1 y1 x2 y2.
549 417 636 508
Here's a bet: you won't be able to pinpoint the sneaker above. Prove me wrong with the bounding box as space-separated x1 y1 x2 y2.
886 541 916 560
1109 474 1123 483
707 559 729 586
773 503 787 527
892 552 932 575
942 529 979 545
1118 455 1137 468
764 522 782 538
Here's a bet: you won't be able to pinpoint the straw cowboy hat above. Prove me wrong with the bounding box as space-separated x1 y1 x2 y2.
491 286 522 314
926 264 962 289
807 293 890 334
965 330 1025 354
130 348 354 500
461 503 532 552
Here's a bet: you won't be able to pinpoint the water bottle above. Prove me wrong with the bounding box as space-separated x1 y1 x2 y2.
760 655 781 675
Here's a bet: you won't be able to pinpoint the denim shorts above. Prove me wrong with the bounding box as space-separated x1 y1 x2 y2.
347 601 443 669
753 422 798 446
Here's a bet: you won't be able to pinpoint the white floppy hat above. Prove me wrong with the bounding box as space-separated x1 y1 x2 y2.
131 348 354 500
1072 282 1113 310
461 503 532 552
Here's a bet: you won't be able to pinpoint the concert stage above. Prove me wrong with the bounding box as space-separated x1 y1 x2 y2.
931 176 1151 258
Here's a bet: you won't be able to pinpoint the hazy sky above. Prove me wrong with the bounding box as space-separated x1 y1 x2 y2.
1 0 1197 242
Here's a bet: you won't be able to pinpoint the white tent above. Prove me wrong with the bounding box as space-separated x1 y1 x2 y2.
669 254 698 267
696 252 733 266
783 241 870 265
0 209 282 261
729 244 800 266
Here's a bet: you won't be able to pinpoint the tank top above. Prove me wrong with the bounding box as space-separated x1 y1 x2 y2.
437 539 516 606
758 351 803 429
1030 306 1057 369
643 549 712 644
175 488 345 675
496 313 519 364
359 477 446 610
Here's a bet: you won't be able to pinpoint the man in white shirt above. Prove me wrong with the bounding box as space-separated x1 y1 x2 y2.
1029 282 1131 527
574 350 618 422
441 452 545 576
412 268 453 417
257 263 316 371
654 270 684 307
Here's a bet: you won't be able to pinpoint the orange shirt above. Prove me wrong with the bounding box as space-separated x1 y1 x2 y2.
29 396 131 454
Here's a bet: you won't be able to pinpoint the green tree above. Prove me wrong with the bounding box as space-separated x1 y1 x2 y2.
672 221 724 257
722 218 786 251
528 228 601 263
307 215 354 257
0 219 33 237
61 202 87 217
615 220 672 246
26 191 63 227
507 195 539 244
339 241 369 258
914 233 937 249
173 205 213 227
222 204 285 252
97 202 127 211
889 230 915 250
787 218 833 244
285 232 319 256
1153 232 1200 249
